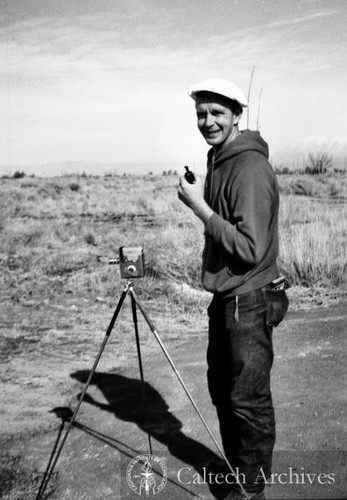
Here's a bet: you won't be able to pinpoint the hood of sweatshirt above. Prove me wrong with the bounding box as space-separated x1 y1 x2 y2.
207 129 269 167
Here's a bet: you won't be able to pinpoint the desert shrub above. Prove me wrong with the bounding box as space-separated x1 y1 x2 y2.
51 224 66 243
20 178 39 188
328 181 340 197
83 231 97 246
44 251 87 276
3 221 45 248
291 178 318 197
13 171 26 179
274 165 290 175
142 220 203 287
69 182 80 192
21 227 45 247
305 152 332 175
45 181 64 196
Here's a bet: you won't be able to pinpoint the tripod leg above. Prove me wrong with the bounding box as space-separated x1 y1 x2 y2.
36 283 130 500
36 419 65 500
129 287 251 500
131 294 153 455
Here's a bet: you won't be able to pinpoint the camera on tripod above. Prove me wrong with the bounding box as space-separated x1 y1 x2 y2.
117 246 145 279
37 241 242 500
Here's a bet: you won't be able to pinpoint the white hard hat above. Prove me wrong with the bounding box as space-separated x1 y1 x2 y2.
188 78 248 107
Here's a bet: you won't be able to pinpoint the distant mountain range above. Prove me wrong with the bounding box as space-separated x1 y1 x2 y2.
2 136 347 177
272 135 347 168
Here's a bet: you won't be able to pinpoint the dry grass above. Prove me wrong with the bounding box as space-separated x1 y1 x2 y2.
279 196 346 287
0 173 346 307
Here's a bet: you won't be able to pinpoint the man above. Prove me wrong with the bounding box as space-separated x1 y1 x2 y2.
178 78 288 500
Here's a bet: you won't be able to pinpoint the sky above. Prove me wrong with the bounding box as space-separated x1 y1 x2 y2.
1 0 347 175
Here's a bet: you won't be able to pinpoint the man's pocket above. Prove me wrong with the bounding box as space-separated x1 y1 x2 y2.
262 288 289 327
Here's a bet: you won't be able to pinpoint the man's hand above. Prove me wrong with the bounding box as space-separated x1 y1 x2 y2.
178 175 214 224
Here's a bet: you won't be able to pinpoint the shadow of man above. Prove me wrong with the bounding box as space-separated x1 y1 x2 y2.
70 369 222 494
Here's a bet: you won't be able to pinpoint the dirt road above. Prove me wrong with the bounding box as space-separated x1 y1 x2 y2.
1 298 346 499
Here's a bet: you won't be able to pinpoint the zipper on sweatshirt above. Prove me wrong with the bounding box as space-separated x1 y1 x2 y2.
205 153 215 206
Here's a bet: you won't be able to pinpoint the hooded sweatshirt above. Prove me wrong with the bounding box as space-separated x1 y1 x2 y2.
202 129 279 296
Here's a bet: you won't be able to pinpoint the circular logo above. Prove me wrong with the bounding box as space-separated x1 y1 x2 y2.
126 454 167 496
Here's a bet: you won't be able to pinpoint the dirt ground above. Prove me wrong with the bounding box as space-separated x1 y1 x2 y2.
0 288 346 500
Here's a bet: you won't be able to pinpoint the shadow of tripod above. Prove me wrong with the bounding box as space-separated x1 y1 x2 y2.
71 370 219 470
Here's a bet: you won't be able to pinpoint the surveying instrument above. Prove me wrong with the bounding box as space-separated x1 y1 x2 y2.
36 246 250 500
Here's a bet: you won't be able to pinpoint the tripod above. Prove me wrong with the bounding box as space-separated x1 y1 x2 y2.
36 280 250 500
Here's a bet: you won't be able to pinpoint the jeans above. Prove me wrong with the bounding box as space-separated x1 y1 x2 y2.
207 286 289 494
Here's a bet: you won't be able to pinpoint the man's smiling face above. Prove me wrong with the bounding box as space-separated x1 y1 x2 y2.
195 92 241 151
